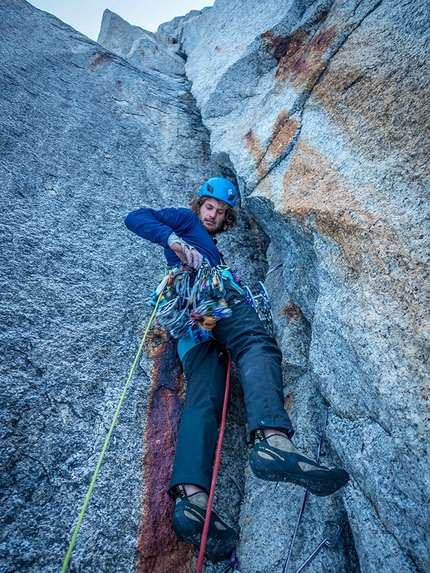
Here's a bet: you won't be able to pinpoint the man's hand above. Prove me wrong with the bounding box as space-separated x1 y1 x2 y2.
168 233 203 270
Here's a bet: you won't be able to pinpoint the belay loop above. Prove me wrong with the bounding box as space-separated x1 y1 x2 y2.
151 262 276 340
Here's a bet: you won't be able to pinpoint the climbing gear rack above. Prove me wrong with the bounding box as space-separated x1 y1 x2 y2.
152 262 276 341
152 262 232 341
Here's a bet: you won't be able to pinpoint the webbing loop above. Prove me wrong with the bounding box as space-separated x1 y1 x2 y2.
61 291 165 573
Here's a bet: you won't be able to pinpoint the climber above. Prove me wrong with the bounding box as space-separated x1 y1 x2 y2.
124 177 349 562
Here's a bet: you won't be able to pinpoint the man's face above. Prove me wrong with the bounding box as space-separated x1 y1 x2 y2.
198 198 227 234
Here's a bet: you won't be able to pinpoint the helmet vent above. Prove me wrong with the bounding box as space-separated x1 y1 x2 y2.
198 177 237 207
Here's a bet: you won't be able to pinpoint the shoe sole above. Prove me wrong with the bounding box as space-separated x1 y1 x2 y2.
172 501 239 562
250 447 349 496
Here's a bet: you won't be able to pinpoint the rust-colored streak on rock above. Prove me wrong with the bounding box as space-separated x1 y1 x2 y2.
281 140 391 282
284 391 295 413
275 29 338 87
261 29 310 61
249 215 267 243
242 112 300 178
91 51 115 67
138 327 193 573
243 128 263 163
272 110 289 135
279 141 429 342
279 301 303 320
312 54 428 164
243 129 269 178
267 117 301 161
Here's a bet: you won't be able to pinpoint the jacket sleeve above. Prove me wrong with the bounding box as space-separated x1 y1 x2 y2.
124 207 196 248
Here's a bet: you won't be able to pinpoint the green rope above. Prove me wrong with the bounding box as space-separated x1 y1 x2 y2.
61 293 164 573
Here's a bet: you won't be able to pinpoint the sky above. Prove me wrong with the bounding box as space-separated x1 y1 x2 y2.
28 0 215 41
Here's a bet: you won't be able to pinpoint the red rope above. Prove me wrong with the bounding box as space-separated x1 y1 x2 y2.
195 354 232 573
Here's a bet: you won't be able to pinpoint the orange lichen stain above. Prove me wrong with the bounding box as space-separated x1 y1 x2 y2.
243 129 270 179
281 140 385 275
279 141 429 342
137 327 193 573
275 29 338 88
242 111 300 178
312 55 428 164
243 129 264 163
267 117 301 161
282 140 374 231
272 110 289 135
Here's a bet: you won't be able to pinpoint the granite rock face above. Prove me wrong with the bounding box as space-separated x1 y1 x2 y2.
0 1 263 572
177 1 430 572
1 0 429 572
98 10 186 76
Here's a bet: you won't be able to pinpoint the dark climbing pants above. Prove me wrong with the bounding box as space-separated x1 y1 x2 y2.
169 288 294 493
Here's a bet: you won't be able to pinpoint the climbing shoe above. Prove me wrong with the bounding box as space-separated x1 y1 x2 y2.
250 430 349 496
172 485 239 562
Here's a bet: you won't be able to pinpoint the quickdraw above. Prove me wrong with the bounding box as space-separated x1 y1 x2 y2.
245 281 276 338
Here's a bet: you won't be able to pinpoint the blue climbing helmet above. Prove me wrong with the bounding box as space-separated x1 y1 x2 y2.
199 177 237 208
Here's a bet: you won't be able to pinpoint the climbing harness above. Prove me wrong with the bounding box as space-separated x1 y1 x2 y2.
222 548 241 572
60 290 165 573
294 521 342 573
152 262 275 341
196 354 233 573
281 410 329 573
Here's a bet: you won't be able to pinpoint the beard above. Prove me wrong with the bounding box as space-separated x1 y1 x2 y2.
200 217 223 235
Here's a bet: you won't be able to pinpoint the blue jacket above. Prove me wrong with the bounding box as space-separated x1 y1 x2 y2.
124 207 222 267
